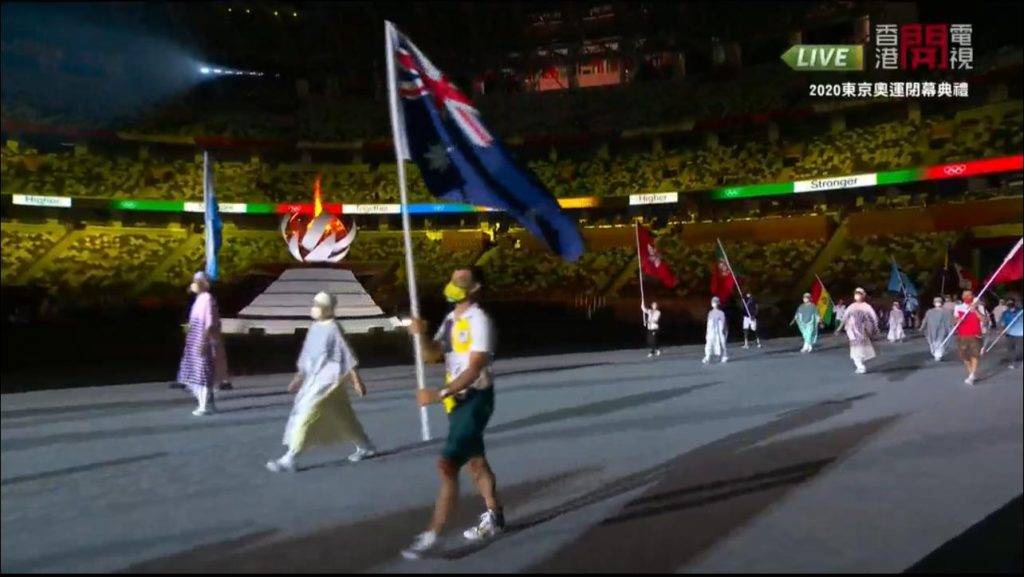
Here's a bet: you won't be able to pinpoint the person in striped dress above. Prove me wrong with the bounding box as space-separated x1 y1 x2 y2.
176 272 226 416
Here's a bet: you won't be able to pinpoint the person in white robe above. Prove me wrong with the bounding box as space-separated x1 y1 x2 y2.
703 296 728 364
791 293 821 353
921 296 953 361
887 301 906 342
835 287 879 374
266 292 377 472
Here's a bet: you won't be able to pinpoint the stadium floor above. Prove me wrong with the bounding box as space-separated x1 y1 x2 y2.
2 334 1021 573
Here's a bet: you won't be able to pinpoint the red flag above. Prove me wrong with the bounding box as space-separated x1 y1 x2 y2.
710 243 735 301
637 225 677 288
987 239 1023 285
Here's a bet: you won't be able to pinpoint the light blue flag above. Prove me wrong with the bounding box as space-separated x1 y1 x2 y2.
888 260 917 297
203 151 222 281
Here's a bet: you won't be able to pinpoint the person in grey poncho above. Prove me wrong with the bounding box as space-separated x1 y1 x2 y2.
266 292 377 472
921 296 953 362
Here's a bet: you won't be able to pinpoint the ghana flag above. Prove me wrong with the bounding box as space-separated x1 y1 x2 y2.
811 276 834 326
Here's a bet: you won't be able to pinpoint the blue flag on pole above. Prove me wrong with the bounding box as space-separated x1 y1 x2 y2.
888 260 917 297
386 22 584 261
203 151 222 281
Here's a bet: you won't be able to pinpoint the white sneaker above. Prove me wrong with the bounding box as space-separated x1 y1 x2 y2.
965 374 976 386
647 353 654 359
720 357 729 364
462 511 504 542
192 407 215 416
934 353 943 362
701 356 710 364
757 343 763 349
348 446 376 462
742 344 750 349
855 366 866 374
401 531 438 560
265 459 296 473
655 350 661 357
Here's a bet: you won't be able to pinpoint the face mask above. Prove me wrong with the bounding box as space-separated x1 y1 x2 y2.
444 281 468 304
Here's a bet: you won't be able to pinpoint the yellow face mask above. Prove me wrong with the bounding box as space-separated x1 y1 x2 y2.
444 281 468 304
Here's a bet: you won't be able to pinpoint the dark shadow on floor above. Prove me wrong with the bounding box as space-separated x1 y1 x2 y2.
2 416 284 452
519 398 901 572
439 394 892 566
124 467 599 573
905 494 1022 574
488 381 722 436
1 452 169 487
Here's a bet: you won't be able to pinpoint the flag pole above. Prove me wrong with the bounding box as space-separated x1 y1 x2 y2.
982 309 1023 355
717 238 753 320
890 255 908 300
203 150 210 278
938 237 1023 353
940 244 949 298
635 220 646 311
385 21 431 442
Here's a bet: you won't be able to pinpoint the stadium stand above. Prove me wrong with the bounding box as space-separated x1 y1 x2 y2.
4 100 1021 203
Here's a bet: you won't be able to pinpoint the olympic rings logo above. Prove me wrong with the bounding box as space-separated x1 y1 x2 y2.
943 164 967 176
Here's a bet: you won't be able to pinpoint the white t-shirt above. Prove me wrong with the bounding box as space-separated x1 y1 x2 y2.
433 303 495 392
644 308 661 331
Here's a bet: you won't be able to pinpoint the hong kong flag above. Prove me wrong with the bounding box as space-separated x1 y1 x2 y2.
636 225 676 289
986 238 1023 285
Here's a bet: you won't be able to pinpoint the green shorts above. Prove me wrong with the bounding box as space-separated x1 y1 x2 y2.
442 387 494 467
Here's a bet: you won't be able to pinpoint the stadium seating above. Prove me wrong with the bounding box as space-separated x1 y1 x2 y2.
4 100 1019 203
479 238 634 295
23 227 185 292
0 223 66 284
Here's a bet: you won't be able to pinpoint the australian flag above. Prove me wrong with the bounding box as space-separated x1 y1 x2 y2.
203 151 222 281
386 22 584 261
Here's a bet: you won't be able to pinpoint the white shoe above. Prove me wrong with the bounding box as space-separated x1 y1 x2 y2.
965 374 976 386
463 510 504 542
647 353 654 359
401 531 438 560
192 407 215 416
265 459 296 473
655 350 661 357
757 343 763 349
855 366 866 374
934 353 943 362
1010 364 1017 370
701 356 710 364
742 344 750 349
348 446 376 462
720 357 729 364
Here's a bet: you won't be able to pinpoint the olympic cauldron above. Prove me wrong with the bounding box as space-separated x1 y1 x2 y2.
279 176 356 263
